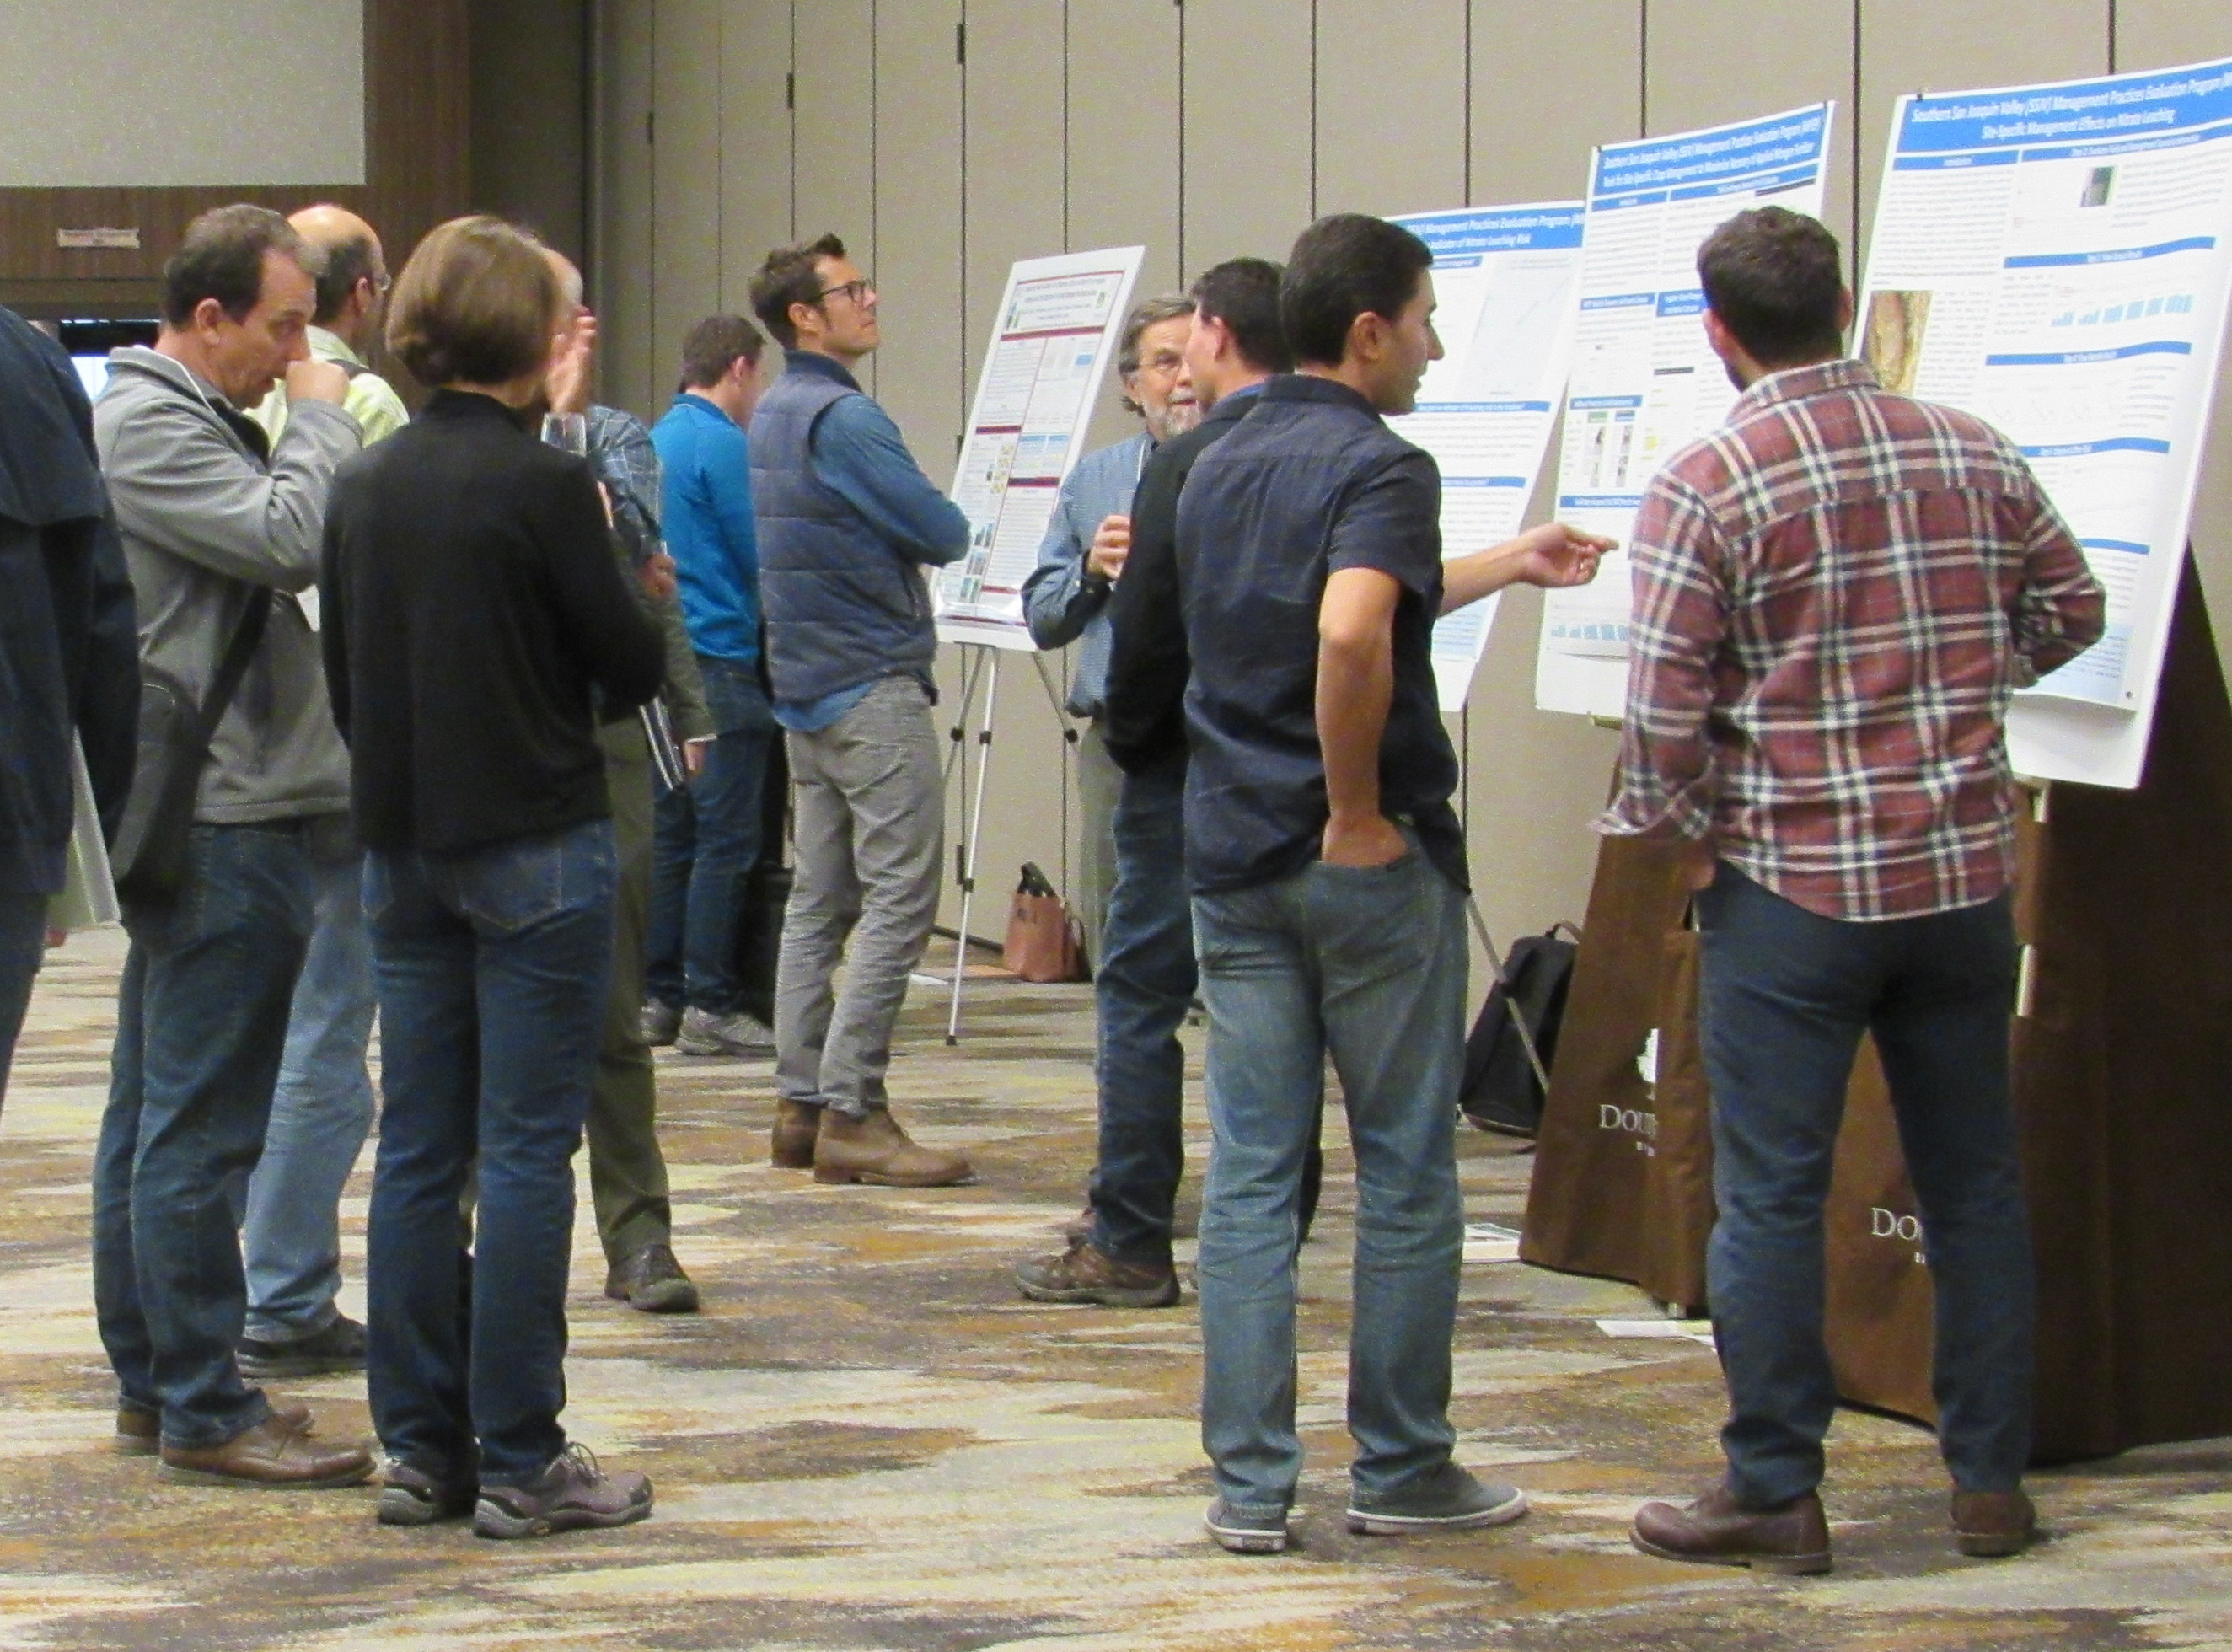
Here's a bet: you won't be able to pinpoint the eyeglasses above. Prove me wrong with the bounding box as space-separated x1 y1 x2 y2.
816 277 874 306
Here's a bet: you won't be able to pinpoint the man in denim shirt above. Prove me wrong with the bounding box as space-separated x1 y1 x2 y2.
1020 294 1197 967
1177 215 1607 1553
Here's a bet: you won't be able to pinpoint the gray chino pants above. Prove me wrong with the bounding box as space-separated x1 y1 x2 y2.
774 676 943 1119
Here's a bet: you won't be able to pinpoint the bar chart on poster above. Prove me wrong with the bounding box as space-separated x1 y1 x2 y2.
934 247 1146 649
1534 103 1837 719
1859 57 2232 789
1386 203 1585 711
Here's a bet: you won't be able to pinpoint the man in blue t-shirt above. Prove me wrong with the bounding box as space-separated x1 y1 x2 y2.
1176 213 1608 1556
647 317 779 1058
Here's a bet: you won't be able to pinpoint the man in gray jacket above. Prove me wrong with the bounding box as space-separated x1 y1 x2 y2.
91 205 374 1489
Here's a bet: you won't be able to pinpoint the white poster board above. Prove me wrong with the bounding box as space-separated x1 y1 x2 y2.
1859 59 2232 789
934 246 1146 649
1387 203 1585 711
1536 103 1837 718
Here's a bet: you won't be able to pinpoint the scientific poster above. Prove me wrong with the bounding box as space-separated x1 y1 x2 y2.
1387 203 1585 711
1536 103 1836 718
934 246 1146 649
1861 58 2232 789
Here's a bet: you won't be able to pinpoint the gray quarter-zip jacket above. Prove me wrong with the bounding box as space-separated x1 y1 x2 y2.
94 346 362 823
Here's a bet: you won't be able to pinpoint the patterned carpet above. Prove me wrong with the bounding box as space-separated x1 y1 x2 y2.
1 926 2227 1650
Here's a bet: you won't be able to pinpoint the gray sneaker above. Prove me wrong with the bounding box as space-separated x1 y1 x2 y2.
641 999 682 1047
673 1006 775 1057
1205 1497 1290 1554
1346 1464 1528 1535
473 1445 652 1539
378 1458 480 1526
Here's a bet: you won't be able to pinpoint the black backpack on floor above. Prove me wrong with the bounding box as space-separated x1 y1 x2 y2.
1459 922 1580 1138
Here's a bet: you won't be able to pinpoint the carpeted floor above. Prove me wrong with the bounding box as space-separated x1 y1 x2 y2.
2 925 2227 1650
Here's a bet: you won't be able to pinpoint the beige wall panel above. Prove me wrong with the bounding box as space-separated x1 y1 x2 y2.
598 0 657 418
1070 0 1183 456
794 0 875 388
946 0 1074 938
1644 0 1856 249
717 0 794 315
652 0 724 410
1469 0 1639 205
1855 0 2106 274
1183 0 1314 272
2117 4 2232 692
876 0 966 469
1314 0 1467 217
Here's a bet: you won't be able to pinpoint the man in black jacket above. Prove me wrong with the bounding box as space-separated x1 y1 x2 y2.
0 308 137 1113
1014 259 1291 1307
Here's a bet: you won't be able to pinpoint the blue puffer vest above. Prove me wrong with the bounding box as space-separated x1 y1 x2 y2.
750 357 937 705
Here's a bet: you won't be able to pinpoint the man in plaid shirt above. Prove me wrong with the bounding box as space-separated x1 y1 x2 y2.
1605 207 2104 1574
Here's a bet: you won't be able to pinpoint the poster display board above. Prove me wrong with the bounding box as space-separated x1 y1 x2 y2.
934 246 1146 649
1387 203 1585 711
1535 104 1837 718
1859 58 2232 789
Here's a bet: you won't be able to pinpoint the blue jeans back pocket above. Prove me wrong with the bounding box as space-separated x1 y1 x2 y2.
455 836 569 935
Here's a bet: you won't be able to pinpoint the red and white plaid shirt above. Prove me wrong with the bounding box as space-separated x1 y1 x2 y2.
1601 359 2106 921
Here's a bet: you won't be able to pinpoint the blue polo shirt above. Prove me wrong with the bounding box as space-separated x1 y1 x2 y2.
1174 373 1464 895
652 392 760 664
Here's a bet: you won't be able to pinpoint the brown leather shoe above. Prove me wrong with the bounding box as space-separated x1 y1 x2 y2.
1015 1240 1180 1307
1062 1202 1094 1247
771 1098 819 1169
1632 1484 1832 1575
813 1106 974 1187
117 1400 311 1456
1952 1488 2036 1558
157 1412 373 1488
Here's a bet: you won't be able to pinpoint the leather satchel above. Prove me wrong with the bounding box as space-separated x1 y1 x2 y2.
110 592 271 908
1003 862 1083 983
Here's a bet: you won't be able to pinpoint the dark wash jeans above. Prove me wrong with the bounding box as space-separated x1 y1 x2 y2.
1696 864 2033 1507
1193 844 1468 1517
362 818 615 1488
94 822 316 1447
1087 759 1195 1265
0 891 46 1112
648 656 775 1015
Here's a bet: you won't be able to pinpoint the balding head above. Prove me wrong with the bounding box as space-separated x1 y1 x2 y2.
288 202 387 342
541 247 586 315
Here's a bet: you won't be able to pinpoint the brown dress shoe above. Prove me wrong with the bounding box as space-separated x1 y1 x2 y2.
1632 1484 1832 1575
1952 1488 2036 1557
1062 1202 1094 1247
157 1412 373 1488
772 1098 819 1169
813 1106 974 1187
116 1399 312 1456
1015 1240 1180 1307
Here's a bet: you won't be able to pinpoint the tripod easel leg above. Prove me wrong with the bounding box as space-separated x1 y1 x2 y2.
947 651 1003 1044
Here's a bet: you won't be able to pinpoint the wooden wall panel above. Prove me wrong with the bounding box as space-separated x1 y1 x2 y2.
0 0 469 315
792 0 875 389
877 0 966 469
469 0 588 261
597 0 658 417
1470 0 1639 206
1314 0 1467 218
1181 0 1314 273
651 0 725 412
717 0 794 316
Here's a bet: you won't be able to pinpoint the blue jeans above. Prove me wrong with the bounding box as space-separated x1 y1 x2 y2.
94 822 317 1446
1087 759 1194 1266
1696 865 2032 1506
240 816 376 1341
1193 845 1468 1517
648 657 775 1015
362 818 616 1487
0 891 46 1113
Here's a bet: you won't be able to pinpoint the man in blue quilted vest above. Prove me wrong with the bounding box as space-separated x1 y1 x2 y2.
746 233 974 1188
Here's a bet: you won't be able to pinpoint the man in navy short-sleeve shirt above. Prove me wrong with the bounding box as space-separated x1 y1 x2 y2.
1175 212 1607 1556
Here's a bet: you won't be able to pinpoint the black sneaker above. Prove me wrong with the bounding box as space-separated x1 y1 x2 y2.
237 1314 368 1380
1346 1463 1528 1535
378 1458 480 1526
640 999 682 1047
474 1444 653 1539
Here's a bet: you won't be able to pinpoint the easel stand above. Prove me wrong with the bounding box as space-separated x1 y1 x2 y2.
937 640 1081 1044
1522 561 2232 1462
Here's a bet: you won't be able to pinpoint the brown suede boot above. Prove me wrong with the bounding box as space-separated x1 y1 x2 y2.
157 1413 373 1488
1631 1483 1832 1574
1952 1488 2036 1558
813 1107 974 1187
771 1099 819 1169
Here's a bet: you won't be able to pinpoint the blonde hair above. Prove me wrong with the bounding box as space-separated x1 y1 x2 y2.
385 216 560 388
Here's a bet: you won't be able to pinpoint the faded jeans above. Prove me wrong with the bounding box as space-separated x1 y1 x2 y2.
775 677 942 1121
1193 844 1468 1517
1697 864 2033 1506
